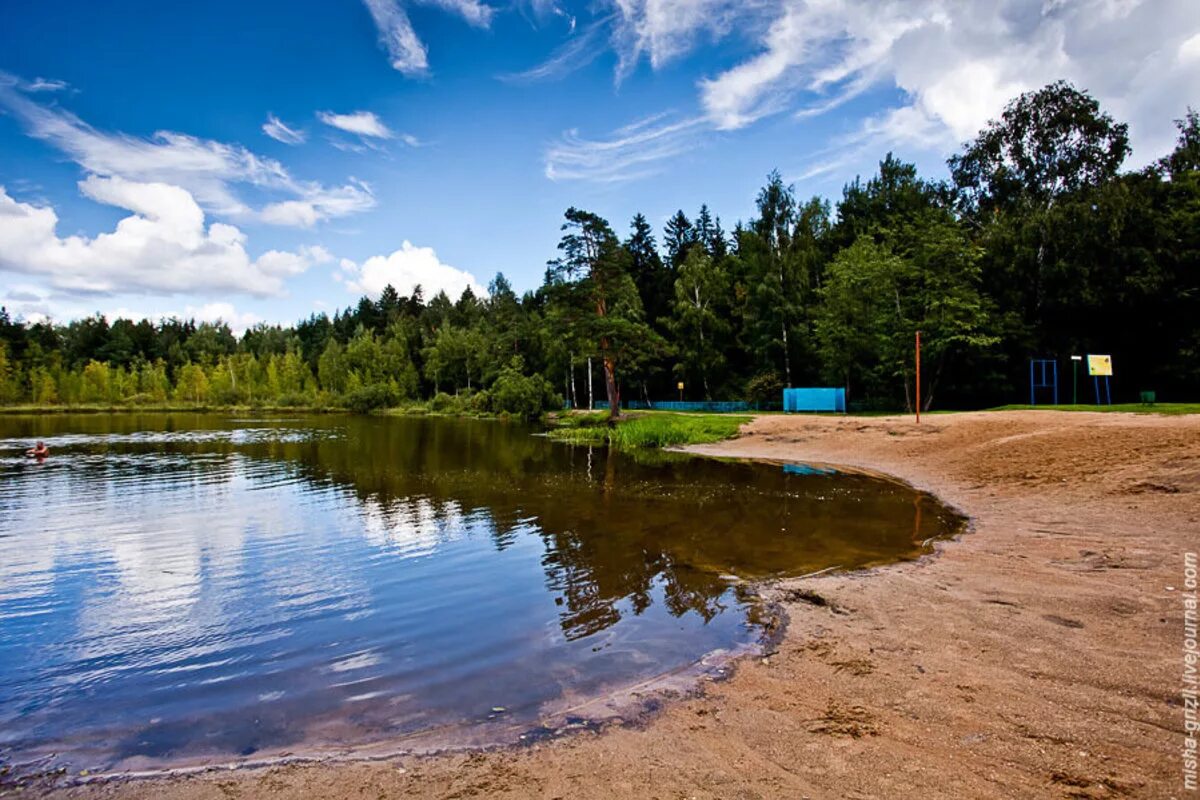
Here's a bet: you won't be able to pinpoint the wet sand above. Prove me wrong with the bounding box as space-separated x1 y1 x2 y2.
36 410 1198 799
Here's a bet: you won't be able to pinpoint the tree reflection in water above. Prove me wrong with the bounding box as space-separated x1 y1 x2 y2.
0 413 963 770
153 414 959 640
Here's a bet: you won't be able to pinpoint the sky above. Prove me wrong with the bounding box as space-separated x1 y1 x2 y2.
1 0 1198 332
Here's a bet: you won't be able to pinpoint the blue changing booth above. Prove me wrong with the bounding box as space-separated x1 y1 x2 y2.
783 387 846 413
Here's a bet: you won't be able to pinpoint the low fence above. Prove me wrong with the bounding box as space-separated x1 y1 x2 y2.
620 393 845 413
782 387 846 413
623 400 760 413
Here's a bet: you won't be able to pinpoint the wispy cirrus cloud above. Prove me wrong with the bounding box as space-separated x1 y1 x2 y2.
499 14 613 83
23 76 70 93
362 0 429 75
0 73 374 227
360 0 494 76
317 110 393 139
544 112 706 182
608 0 770 83
423 0 494 28
262 114 307 145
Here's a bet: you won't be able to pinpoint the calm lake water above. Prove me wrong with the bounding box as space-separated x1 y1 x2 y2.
0 413 961 773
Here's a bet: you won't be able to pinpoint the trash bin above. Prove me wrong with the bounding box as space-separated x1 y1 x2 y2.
1139 390 1156 406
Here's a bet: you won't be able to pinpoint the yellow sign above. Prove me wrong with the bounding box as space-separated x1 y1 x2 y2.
1087 354 1113 376
677 382 685 390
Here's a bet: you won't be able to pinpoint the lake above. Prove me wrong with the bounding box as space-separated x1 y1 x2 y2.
0 413 962 774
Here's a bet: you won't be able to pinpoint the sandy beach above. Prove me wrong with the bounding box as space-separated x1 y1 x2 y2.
38 410 1198 799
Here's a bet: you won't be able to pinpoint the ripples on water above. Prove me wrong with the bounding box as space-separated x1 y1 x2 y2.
0 414 961 774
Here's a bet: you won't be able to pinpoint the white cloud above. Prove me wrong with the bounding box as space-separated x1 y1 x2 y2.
317 110 393 139
690 0 1200 166
262 114 307 145
1182 32 1200 63
609 0 767 82
421 0 494 28
544 113 706 182
0 73 375 226
339 241 485 300
499 14 613 83
184 302 263 335
0 177 332 297
362 0 430 75
260 180 375 228
360 0 495 75
565 0 1199 176
24 77 69 93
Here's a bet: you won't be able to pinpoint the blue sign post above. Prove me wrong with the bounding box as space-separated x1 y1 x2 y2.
1029 359 1058 406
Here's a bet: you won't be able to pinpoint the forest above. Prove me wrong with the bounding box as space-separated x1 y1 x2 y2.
1 82 1197 418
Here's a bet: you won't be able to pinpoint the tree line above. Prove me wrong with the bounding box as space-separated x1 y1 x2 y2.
1 82 1197 417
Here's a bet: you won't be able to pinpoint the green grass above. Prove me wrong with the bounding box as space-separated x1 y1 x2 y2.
548 410 611 429
548 411 750 449
988 403 1200 415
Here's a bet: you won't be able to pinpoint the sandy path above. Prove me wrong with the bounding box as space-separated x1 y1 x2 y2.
36 411 1199 799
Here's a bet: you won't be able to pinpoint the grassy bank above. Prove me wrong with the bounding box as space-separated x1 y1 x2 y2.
548 410 750 449
988 403 1200 415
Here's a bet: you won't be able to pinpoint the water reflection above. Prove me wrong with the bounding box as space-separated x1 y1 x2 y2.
0 414 961 772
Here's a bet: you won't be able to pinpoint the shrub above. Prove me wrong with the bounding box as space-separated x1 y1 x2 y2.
490 357 561 420
276 391 312 408
745 372 784 404
430 391 458 413
468 389 491 413
344 383 396 414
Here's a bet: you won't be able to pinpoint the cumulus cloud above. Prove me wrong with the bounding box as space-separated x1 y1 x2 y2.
361 0 494 75
317 110 393 139
338 241 485 300
184 302 263 334
0 73 375 226
544 113 706 182
0 177 332 297
262 114 307 145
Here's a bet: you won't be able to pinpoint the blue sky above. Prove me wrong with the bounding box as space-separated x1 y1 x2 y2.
1 0 1197 331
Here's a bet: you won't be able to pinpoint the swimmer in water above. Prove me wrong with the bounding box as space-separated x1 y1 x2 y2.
26 441 49 458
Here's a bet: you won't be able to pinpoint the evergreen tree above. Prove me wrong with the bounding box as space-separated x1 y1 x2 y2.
547 208 664 417
663 210 696 269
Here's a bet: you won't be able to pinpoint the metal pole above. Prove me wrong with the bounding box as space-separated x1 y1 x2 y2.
1072 360 1077 405
915 330 921 424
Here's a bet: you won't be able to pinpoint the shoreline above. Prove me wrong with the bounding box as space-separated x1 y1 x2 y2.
31 409 1197 798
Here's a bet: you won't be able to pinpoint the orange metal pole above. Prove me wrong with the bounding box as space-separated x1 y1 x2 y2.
915 330 921 424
